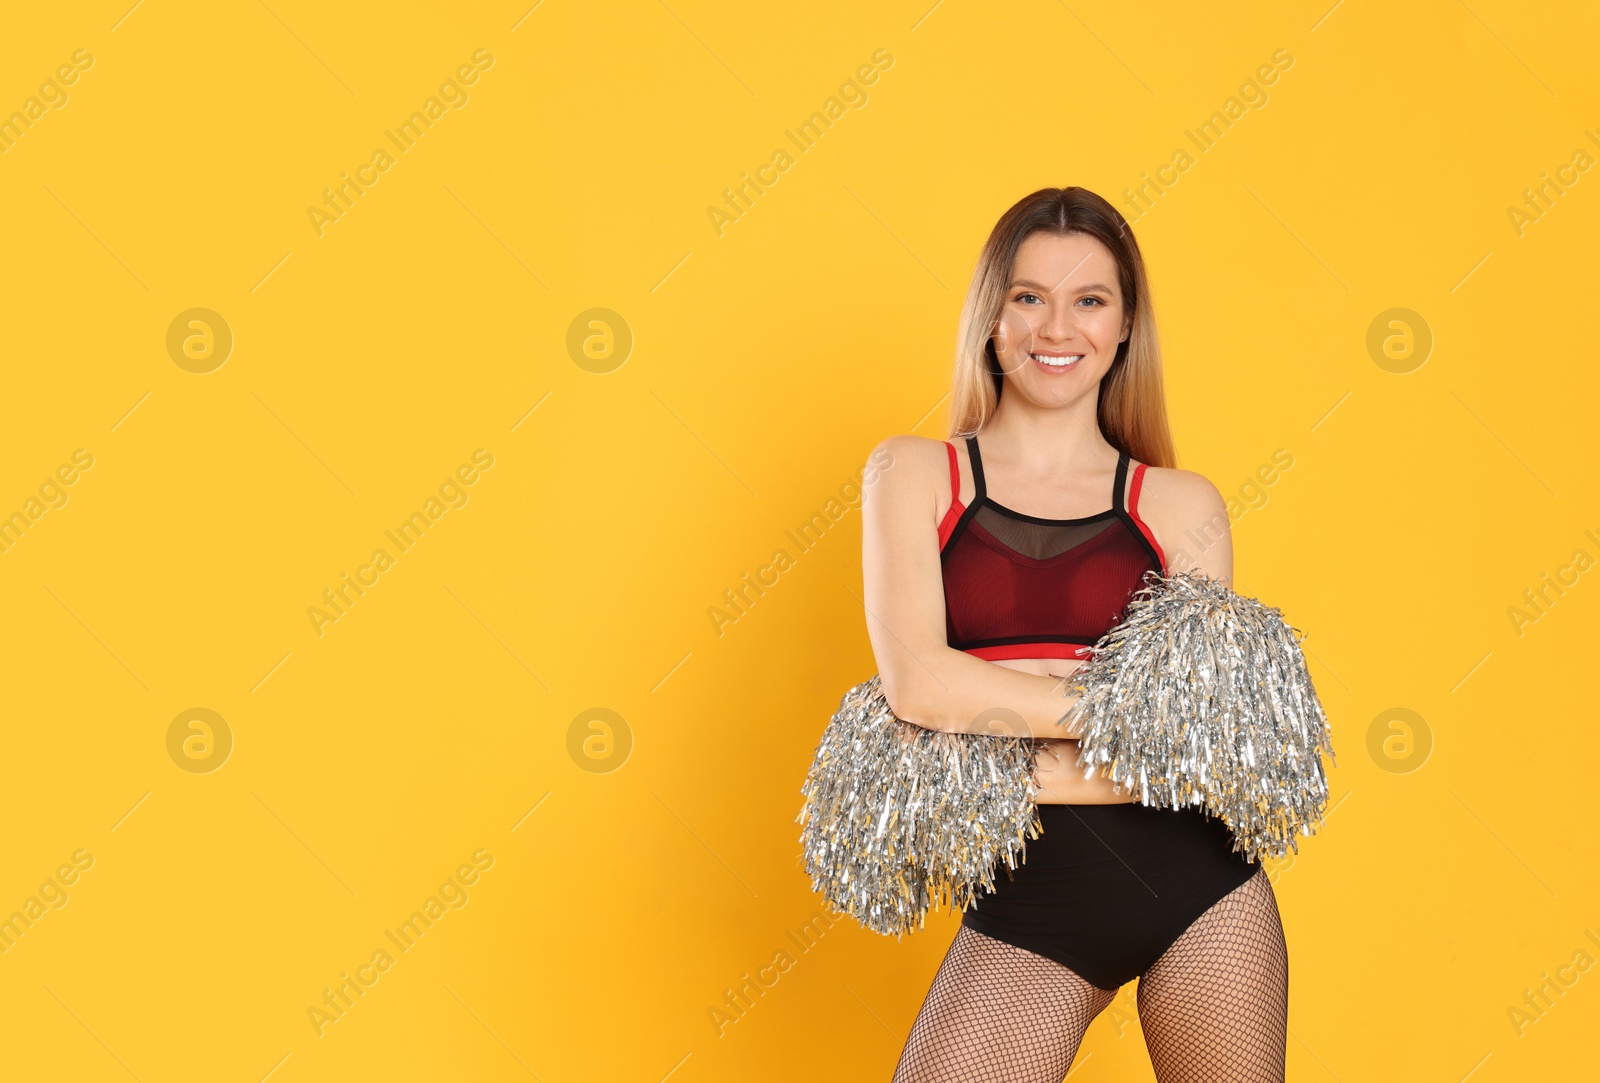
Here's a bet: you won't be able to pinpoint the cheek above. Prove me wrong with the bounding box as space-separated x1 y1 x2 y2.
996 307 1035 352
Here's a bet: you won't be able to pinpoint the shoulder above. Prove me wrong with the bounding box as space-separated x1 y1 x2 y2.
867 433 949 489
1135 465 1226 521
1133 465 1231 542
862 434 953 521
1133 465 1232 579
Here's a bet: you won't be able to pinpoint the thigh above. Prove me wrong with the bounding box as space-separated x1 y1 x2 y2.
892 925 1116 1083
1135 868 1289 1083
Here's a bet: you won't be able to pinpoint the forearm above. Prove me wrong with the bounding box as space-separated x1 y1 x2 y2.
888 647 1085 739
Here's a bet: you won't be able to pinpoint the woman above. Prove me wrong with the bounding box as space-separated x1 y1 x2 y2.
861 187 1289 1081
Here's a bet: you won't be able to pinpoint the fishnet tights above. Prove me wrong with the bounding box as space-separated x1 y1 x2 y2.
890 869 1287 1083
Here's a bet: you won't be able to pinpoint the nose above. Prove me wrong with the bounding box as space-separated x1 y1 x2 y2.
1038 299 1076 343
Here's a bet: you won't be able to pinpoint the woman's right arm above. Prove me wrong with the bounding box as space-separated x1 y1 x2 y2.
860 434 1086 739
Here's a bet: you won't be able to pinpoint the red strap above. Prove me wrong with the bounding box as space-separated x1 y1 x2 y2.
937 441 965 549
1127 462 1167 572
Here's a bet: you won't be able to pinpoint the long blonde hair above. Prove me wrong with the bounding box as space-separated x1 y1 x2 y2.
948 187 1176 469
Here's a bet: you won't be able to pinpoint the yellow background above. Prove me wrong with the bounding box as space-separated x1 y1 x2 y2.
2 1 1596 1079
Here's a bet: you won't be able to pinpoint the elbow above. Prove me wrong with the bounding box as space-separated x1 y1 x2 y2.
879 669 945 732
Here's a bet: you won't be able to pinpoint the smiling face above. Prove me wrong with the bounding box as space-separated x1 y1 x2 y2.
991 230 1132 408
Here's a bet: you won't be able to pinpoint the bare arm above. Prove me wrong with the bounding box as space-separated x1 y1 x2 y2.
861 434 1082 737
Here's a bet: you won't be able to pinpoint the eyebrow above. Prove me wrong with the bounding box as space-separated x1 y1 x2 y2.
1009 279 1116 294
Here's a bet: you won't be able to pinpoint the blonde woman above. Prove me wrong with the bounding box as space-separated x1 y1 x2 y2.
862 188 1289 1082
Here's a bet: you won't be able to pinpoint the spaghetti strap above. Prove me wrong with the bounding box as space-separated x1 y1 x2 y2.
1122 459 1167 574
943 441 961 507
964 436 987 502
1111 452 1131 513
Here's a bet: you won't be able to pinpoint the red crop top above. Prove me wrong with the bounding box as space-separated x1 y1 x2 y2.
938 435 1167 661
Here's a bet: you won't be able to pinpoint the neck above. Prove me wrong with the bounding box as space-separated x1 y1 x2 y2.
981 381 1117 472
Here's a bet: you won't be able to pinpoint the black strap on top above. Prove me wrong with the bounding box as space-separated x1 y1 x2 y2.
1111 451 1131 513
963 435 988 503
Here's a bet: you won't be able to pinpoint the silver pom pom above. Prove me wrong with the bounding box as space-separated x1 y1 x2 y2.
1063 569 1336 862
796 675 1041 937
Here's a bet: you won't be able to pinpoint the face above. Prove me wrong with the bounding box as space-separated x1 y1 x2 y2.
991 231 1131 407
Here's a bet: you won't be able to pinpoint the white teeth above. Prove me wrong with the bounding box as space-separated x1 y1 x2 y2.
1032 353 1083 367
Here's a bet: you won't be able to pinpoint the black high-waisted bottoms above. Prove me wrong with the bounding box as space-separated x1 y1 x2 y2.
961 802 1259 991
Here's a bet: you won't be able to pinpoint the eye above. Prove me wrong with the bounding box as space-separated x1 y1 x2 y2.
1013 291 1043 305
1078 296 1106 307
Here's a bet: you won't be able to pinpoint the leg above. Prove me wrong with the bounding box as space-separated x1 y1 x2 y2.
891 924 1117 1083
1135 868 1289 1083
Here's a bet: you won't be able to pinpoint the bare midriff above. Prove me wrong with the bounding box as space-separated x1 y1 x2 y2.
990 655 1136 805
